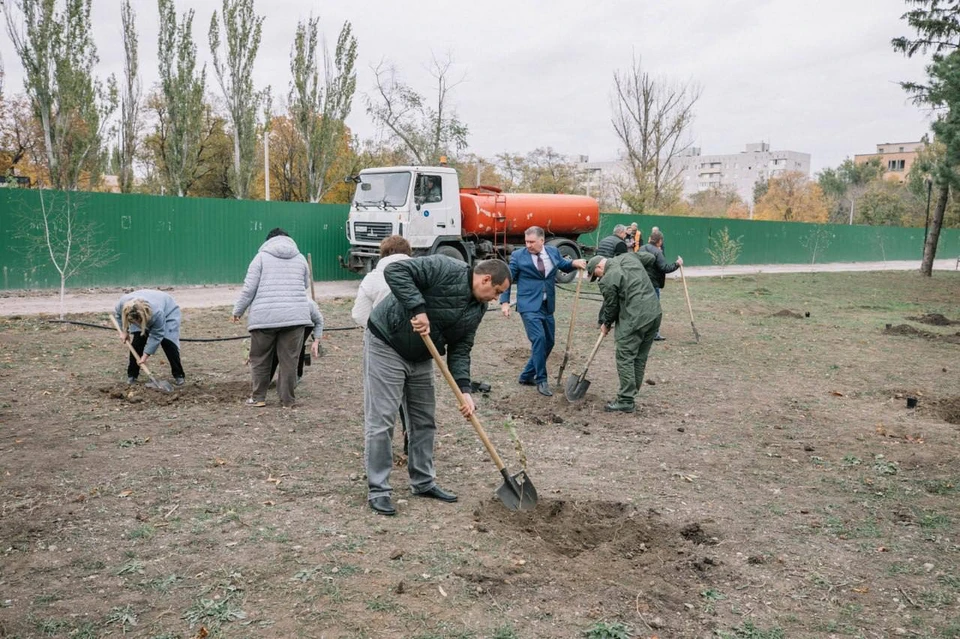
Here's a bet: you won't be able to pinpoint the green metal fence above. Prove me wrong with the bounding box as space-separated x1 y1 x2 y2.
0 189 353 290
2 189 958 291
580 213 960 266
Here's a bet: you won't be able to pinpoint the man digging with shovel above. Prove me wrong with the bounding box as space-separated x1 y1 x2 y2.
362 256 511 516
586 252 662 413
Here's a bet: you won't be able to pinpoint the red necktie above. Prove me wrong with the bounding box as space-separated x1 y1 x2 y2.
537 253 546 277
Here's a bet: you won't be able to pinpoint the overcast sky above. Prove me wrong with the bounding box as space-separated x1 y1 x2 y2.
1 0 934 173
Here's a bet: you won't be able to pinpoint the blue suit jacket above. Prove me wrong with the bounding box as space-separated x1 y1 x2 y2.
499 245 575 314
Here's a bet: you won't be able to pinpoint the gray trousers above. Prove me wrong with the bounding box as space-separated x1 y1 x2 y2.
363 332 437 500
250 326 304 407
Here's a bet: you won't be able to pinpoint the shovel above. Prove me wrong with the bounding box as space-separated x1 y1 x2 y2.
679 264 701 343
108 314 174 393
421 334 537 511
564 330 606 402
556 269 585 387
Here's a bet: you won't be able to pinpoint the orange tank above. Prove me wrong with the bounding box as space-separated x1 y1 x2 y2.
459 187 599 241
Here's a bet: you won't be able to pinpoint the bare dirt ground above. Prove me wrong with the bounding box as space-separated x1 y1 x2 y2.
1 271 959 638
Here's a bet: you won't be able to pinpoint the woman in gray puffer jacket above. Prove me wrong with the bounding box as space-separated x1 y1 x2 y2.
232 228 312 408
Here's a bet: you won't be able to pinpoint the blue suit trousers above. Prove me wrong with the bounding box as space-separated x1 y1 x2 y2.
519 303 556 383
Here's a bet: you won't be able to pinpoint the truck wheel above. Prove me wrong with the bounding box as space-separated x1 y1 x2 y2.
435 245 465 262
549 240 580 284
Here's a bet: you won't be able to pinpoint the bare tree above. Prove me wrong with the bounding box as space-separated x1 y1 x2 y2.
118 0 141 193
611 55 700 212
289 16 357 203
209 0 264 199
16 189 117 317
366 53 468 165
4 0 118 190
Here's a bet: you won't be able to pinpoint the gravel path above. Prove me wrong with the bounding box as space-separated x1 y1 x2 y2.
0 259 955 317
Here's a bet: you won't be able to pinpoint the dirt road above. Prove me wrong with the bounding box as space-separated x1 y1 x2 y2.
0 258 955 316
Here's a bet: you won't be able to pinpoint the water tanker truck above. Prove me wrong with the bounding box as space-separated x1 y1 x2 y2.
340 165 599 284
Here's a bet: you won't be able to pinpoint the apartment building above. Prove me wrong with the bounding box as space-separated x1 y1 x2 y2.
671 142 811 206
853 141 923 184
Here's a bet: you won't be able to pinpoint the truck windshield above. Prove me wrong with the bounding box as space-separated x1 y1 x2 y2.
355 172 411 208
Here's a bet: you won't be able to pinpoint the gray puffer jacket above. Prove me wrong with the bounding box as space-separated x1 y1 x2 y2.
232 235 312 330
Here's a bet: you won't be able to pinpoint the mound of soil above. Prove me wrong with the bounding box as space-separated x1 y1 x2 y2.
935 396 960 425
771 309 804 319
474 498 721 558
97 379 250 407
884 324 960 344
907 313 960 326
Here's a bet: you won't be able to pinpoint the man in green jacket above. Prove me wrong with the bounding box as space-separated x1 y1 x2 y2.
363 255 511 516
586 251 662 413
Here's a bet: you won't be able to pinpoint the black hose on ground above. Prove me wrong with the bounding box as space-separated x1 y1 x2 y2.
45 319 361 341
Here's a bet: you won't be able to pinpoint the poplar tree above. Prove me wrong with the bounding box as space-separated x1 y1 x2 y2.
893 0 960 275
156 0 205 197
209 0 263 199
3 0 118 190
289 16 357 203
118 0 141 193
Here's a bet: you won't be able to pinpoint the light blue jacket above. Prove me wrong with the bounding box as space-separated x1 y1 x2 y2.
114 289 182 355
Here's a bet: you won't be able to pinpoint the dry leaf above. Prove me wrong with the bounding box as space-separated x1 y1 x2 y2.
830 391 845 397
852 587 870 593
266 475 282 485
191 627 209 639
117 490 133 498
438 585 447 597
263 500 275 506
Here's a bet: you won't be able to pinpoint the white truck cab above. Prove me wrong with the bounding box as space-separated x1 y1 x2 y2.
343 166 463 273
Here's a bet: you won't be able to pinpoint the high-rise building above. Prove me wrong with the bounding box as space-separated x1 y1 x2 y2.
671 142 811 206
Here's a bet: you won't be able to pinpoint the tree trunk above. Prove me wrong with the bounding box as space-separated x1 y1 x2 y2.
59 275 67 320
920 183 949 276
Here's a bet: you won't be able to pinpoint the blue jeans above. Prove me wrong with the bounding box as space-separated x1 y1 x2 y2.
519 304 556 383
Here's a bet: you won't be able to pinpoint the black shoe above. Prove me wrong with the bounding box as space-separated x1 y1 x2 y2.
537 381 553 397
653 335 666 341
604 400 636 413
369 496 396 516
518 377 536 386
415 485 458 502
174 376 185 387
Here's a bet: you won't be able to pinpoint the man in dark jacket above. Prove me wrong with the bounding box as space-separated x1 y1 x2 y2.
363 255 511 516
597 224 629 258
640 229 683 341
586 251 662 413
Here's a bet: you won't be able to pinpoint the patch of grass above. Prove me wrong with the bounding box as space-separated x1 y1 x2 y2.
117 436 149 448
30 615 70 636
142 573 182 593
126 524 156 540
583 621 631 639
116 559 145 575
182 595 247 628
32 592 60 606
939 574 960 591
105 605 138 632
918 511 951 531
842 454 862 467
365 596 399 612
68 621 99 638
490 624 520 639
716 621 785 639
920 479 957 495
291 566 320 582
702 588 726 601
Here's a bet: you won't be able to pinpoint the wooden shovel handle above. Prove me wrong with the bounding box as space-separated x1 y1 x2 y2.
679 265 701 343
421 333 507 472
109 313 157 378
579 331 606 380
560 271 584 362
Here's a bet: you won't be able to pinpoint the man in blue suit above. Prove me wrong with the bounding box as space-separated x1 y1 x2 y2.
500 226 586 396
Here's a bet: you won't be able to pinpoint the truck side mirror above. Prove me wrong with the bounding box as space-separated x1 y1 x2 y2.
344 175 361 184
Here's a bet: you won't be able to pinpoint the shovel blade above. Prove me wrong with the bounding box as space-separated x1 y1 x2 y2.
496 469 538 511
564 373 590 402
144 379 175 393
